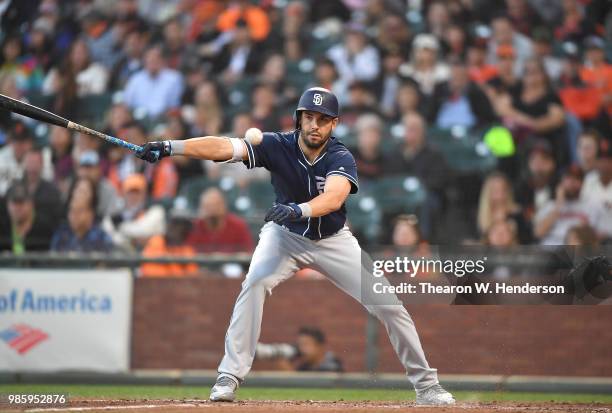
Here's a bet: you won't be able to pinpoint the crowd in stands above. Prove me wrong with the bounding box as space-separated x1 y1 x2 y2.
0 0 611 276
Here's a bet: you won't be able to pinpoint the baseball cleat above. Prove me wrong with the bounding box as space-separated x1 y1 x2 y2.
209 374 239 402
416 383 455 405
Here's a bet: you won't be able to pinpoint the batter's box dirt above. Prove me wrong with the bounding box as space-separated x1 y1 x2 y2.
15 399 612 413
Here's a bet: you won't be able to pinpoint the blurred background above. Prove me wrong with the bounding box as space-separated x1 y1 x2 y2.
0 0 611 382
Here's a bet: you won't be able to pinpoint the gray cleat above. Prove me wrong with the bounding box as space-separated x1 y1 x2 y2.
209 374 239 402
416 383 455 405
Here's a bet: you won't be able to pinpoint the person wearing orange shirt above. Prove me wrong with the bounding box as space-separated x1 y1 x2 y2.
580 36 612 115
140 211 199 278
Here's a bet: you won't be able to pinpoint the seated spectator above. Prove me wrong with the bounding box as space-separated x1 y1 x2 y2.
327 23 381 86
123 45 184 119
0 35 45 93
312 57 348 106
212 19 264 86
216 0 271 42
352 114 385 181
383 112 449 239
515 140 559 219
532 28 562 82
187 81 224 136
477 172 532 244
580 156 612 241
378 49 406 119
256 326 343 373
485 44 520 97
576 130 601 175
579 36 612 117
161 17 190 70
66 177 99 217
51 196 114 253
0 181 55 253
163 115 205 183
104 102 134 138
103 174 165 251
392 78 423 122
375 14 412 57
565 224 599 247
492 58 566 165
427 59 497 130
0 121 53 196
109 29 146 90
534 165 597 245
140 208 198 277
23 148 63 224
187 187 254 253
43 38 109 116
484 219 519 248
257 53 297 107
76 150 122 217
555 0 589 43
487 14 533 74
250 82 281 132
399 33 450 96
466 37 498 85
341 81 381 127
48 126 74 194
557 42 604 123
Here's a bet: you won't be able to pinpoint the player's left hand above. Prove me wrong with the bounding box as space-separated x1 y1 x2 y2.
264 203 302 224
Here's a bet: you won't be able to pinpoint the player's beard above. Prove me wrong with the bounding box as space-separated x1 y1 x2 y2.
300 129 330 149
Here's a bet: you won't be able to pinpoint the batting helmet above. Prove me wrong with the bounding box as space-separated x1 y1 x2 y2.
294 87 339 129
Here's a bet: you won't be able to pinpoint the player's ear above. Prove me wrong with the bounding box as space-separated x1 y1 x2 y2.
332 117 339 128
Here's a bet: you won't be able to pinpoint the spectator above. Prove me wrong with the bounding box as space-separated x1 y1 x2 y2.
140 206 199 277
427 59 497 130
443 24 468 62
0 121 53 196
109 29 146 90
250 82 281 132
378 49 406 119
532 28 562 82
384 112 449 239
103 173 165 251
0 35 45 93
80 10 120 69
313 57 348 106
555 0 589 43
162 115 205 184
66 177 99 217
281 1 310 62
485 44 520 97
426 1 451 40
0 181 55 253
327 23 381 86
557 42 604 123
49 126 74 194
484 219 519 248
487 14 534 74
188 81 224 136
576 131 601 175
123 45 184 118
580 156 612 240
187 187 254 253
393 79 423 121
352 114 385 181
76 150 122 217
579 36 612 117
389 214 431 259
23 148 63 224
27 17 58 73
505 0 542 36
51 196 114 253
534 165 597 245
375 14 412 57
398 33 450 96
341 81 381 127
104 102 134 138
161 17 190 70
466 35 498 85
515 140 558 218
217 0 271 42
565 224 600 247
43 38 109 116
213 19 264 85
492 58 566 165
477 172 532 244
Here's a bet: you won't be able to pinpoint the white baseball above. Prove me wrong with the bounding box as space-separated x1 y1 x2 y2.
244 127 263 145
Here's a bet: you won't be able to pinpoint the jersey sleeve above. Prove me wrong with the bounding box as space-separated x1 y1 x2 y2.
327 151 359 194
242 132 278 170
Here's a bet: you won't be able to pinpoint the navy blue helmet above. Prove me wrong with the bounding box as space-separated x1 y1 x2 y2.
294 87 339 129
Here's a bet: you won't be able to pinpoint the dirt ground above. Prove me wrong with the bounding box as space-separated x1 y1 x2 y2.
9 399 612 413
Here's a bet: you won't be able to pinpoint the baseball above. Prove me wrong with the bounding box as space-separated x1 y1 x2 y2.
244 127 263 145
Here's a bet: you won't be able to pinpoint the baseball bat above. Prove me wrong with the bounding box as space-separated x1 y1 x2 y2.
0 93 144 154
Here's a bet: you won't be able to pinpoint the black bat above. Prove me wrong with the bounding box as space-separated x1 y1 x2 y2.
0 93 144 153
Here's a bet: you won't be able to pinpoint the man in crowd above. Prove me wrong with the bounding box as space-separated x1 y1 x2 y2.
0 181 55 253
187 187 253 253
76 150 122 217
23 148 63 224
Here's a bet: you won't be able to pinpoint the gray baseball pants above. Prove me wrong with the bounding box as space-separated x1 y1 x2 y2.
218 222 439 391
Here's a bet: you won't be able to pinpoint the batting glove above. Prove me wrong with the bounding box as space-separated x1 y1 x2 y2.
137 141 172 163
264 203 302 224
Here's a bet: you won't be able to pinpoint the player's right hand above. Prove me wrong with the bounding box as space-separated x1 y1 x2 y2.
137 141 171 163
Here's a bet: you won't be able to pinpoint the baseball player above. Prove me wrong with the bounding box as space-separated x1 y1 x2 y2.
137 87 455 405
